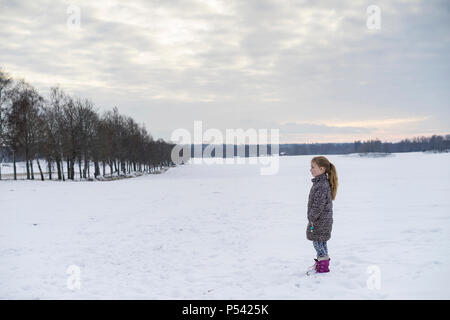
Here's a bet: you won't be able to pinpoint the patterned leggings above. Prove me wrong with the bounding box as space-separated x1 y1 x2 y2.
313 241 328 258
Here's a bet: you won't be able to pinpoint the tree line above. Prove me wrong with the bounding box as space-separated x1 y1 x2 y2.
189 135 450 157
0 68 176 181
278 135 450 156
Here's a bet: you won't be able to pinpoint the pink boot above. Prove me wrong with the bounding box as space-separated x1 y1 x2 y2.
317 256 330 273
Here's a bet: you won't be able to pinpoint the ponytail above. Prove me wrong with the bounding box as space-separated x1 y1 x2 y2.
328 163 338 200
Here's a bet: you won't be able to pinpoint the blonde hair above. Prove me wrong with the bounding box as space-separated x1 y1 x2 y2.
311 156 338 200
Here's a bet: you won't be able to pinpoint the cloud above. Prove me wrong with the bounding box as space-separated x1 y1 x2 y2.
280 122 373 134
0 0 449 142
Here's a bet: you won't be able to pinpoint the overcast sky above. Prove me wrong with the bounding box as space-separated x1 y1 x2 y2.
1 0 449 143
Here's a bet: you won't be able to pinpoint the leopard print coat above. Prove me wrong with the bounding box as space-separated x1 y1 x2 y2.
306 172 333 242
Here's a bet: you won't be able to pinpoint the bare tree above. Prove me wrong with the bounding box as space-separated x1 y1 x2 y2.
0 69 13 180
2 70 177 181
5 80 43 180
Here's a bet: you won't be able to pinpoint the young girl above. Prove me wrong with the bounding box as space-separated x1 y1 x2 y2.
306 156 338 274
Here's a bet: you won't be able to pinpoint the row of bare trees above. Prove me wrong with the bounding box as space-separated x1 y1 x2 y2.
0 68 175 181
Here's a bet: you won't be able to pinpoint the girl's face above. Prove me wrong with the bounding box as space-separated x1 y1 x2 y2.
310 161 325 177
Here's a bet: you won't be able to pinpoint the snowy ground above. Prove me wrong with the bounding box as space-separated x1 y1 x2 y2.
0 152 449 299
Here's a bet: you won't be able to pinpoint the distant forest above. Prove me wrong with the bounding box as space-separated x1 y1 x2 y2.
280 134 450 156
0 68 175 181
187 134 450 158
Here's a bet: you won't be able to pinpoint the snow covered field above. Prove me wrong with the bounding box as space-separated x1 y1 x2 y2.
1 152 449 299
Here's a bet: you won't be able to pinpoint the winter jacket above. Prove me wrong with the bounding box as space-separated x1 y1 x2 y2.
306 172 333 242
